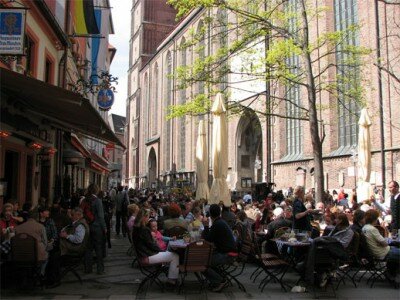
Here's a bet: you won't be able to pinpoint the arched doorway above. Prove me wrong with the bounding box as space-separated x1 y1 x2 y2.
148 147 157 188
236 111 262 190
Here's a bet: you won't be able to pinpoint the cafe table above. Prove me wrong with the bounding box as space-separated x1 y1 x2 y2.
386 237 400 247
168 239 190 249
271 238 312 271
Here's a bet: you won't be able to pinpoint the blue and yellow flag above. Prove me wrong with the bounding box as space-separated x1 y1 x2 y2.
73 0 99 35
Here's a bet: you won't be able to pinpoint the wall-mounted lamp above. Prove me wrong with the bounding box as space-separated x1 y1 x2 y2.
44 147 57 157
27 141 43 151
0 130 11 138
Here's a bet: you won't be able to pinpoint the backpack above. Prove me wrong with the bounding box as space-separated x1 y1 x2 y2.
80 197 95 224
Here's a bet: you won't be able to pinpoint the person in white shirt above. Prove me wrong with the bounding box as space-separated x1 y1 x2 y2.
59 207 89 256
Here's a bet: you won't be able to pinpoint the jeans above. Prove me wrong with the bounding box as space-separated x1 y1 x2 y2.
386 246 400 276
203 252 231 285
148 251 179 279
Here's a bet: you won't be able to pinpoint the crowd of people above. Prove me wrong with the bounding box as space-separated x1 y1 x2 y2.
0 180 399 291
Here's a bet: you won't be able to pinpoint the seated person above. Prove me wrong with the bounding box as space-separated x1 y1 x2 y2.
362 209 400 281
202 204 236 292
15 204 48 275
148 218 174 251
233 210 252 242
127 203 139 232
163 203 188 233
59 207 89 256
132 208 179 286
266 207 293 239
191 207 205 231
1 203 18 242
328 213 354 249
351 209 365 234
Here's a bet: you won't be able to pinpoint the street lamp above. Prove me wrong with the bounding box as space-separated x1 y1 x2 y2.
350 146 358 190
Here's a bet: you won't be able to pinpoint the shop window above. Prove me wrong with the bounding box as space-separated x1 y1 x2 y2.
4 150 19 202
241 177 252 188
44 58 54 84
25 34 36 76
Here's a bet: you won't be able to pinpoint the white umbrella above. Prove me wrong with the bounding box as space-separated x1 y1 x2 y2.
209 93 231 206
195 120 210 200
357 108 372 182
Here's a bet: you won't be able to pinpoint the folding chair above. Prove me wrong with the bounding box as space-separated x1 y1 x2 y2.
335 231 359 289
250 232 282 284
215 239 253 293
131 243 165 297
59 254 83 284
352 233 391 288
10 233 44 290
178 240 213 293
311 246 338 298
253 233 289 293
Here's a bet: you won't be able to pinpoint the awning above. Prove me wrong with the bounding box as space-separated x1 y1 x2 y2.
89 150 110 173
0 68 125 148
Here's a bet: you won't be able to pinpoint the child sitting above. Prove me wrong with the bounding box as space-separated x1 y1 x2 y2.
148 218 174 251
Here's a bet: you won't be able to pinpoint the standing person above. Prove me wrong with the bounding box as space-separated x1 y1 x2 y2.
292 186 317 237
83 183 107 275
115 186 129 237
389 181 400 231
100 191 113 249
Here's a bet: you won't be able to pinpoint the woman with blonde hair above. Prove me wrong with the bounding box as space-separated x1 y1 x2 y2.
127 203 139 231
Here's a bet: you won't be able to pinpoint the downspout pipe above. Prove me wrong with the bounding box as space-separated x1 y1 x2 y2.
374 0 386 194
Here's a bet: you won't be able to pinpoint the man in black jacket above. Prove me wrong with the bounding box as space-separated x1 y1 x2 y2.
389 181 400 231
202 204 236 292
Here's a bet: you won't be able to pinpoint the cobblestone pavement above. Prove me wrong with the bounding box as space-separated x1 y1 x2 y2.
1 230 399 300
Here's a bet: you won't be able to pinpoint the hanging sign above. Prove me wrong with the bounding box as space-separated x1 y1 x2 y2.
0 8 26 55
97 88 114 110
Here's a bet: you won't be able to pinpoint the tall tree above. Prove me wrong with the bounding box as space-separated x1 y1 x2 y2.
168 0 369 202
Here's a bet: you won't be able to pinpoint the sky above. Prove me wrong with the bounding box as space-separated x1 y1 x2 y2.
109 0 131 117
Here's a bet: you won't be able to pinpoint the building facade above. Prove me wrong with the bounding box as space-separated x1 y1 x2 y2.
125 0 177 188
108 113 126 188
0 0 123 207
126 1 400 197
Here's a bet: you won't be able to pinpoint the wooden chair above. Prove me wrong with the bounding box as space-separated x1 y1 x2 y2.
164 226 188 239
10 233 44 289
178 240 213 293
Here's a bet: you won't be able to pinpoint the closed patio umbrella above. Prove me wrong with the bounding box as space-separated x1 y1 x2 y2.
209 93 231 206
357 108 372 182
195 120 210 200
357 108 372 202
